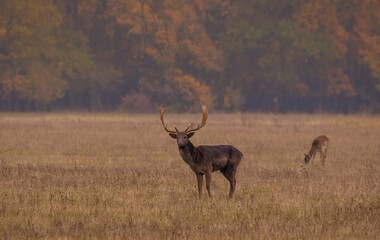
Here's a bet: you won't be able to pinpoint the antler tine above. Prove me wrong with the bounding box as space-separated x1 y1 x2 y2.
185 104 208 133
158 105 177 134
173 124 179 133
184 123 191 133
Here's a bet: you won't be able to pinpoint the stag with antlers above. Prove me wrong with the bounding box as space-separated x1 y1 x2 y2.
159 104 243 198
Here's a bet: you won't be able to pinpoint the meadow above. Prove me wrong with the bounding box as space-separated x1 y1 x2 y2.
0 112 379 239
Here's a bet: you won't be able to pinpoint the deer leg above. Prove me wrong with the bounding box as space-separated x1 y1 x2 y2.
196 174 203 198
311 153 317 164
319 151 325 166
205 171 212 198
321 148 327 166
222 166 236 198
230 174 236 198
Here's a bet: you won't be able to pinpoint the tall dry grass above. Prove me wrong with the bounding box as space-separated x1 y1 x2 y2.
0 112 379 239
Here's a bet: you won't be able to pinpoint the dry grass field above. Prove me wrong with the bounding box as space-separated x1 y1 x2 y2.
0 112 379 239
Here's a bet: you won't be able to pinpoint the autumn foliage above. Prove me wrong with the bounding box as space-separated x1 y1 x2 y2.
0 0 379 112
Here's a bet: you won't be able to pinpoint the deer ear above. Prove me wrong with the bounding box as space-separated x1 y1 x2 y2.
187 132 195 138
169 133 177 139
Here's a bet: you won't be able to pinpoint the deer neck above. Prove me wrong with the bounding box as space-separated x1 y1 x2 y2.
179 140 198 164
308 146 318 157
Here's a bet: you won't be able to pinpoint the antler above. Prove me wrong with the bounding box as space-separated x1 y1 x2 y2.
159 105 178 134
185 104 208 133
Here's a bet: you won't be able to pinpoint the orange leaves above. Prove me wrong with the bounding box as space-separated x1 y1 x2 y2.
164 8 184 25
294 0 349 59
105 0 220 109
5 0 379 111
114 0 156 33
181 37 222 72
104 0 222 71
120 67 214 111
0 71 15 98
120 91 152 111
293 1 320 30
353 0 380 86
14 70 67 103
0 0 96 106
358 32 380 72
167 68 213 108
0 69 67 104
152 26 177 64
145 1 222 71
293 0 380 96
326 67 356 96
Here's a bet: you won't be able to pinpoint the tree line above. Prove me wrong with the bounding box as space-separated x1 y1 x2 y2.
0 0 379 112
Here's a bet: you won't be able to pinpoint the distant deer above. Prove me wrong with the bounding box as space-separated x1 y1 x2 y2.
304 135 329 166
159 104 243 198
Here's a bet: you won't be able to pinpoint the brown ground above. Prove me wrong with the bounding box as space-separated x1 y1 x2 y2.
0 112 379 239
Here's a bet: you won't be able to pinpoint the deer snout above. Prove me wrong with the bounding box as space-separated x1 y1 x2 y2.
178 142 186 149
304 154 310 164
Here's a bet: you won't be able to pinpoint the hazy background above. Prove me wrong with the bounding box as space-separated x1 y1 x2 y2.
0 0 379 113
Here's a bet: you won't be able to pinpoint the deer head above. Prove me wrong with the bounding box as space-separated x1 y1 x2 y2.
159 104 208 149
304 153 311 163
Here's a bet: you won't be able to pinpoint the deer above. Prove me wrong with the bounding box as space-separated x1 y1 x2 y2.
159 104 243 198
304 135 329 166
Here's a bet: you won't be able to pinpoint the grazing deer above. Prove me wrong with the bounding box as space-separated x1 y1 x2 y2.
304 135 329 166
159 104 243 198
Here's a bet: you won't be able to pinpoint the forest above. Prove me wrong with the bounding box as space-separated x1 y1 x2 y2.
0 0 379 112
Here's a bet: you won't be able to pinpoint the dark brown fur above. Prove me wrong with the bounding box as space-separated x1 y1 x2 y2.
159 104 242 198
169 132 243 198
